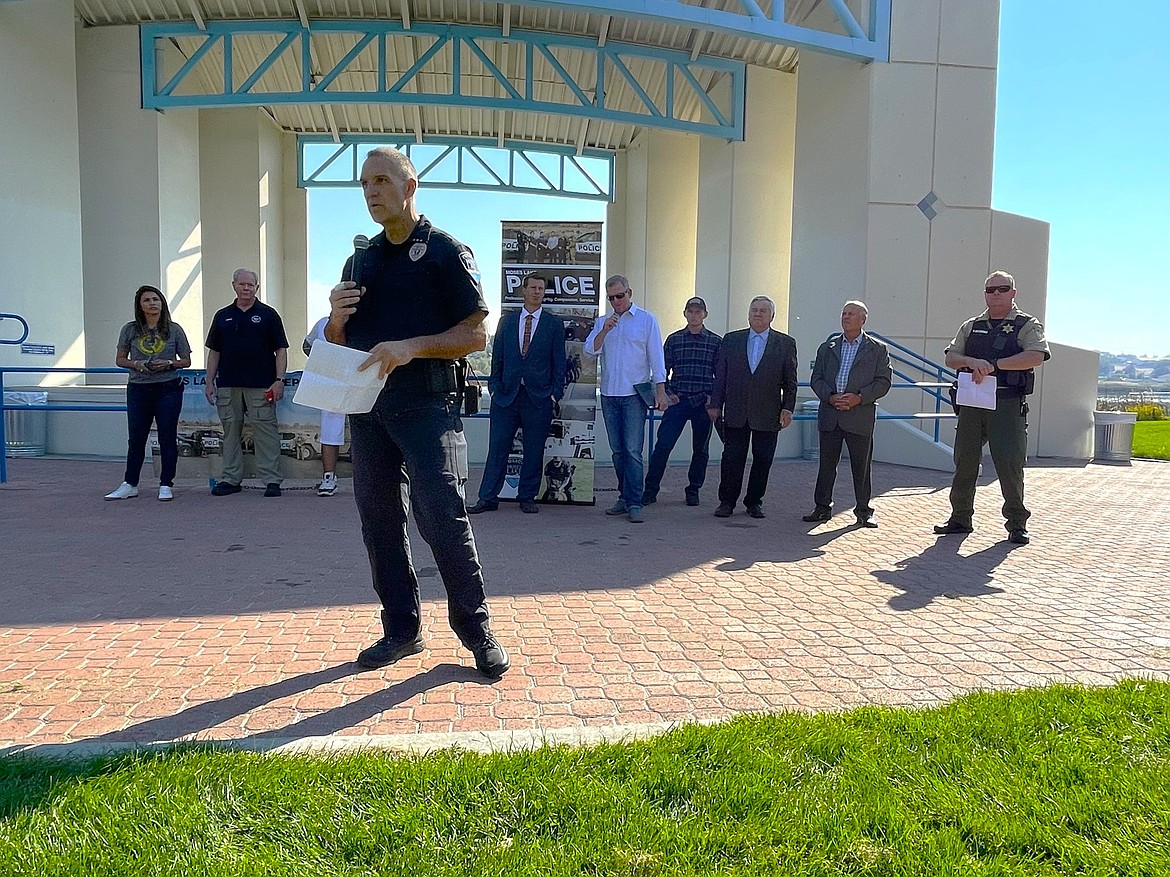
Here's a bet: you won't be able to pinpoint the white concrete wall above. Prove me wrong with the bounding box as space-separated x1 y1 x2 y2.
620 131 699 321
0 0 86 383
282 132 310 367
198 109 263 326
76 25 164 378
259 120 286 315
696 67 797 337
1034 342 1098 459
158 109 205 364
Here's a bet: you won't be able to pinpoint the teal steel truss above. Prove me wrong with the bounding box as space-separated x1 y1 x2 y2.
505 0 890 61
141 21 746 140
300 137 616 201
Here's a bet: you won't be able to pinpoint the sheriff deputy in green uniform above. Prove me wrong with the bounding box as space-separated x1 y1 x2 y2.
933 270 1050 545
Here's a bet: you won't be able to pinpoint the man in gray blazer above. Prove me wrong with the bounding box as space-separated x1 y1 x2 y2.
470 273 566 514
803 300 892 527
707 296 798 519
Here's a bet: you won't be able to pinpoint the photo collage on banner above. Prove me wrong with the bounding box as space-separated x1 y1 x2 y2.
151 372 353 483
500 221 602 505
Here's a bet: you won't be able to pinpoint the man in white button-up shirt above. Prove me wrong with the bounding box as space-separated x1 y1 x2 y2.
584 274 668 523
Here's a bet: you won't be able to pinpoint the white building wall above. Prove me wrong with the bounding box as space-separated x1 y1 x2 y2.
76 25 164 378
157 109 205 364
0 0 86 383
282 133 310 366
696 66 797 337
198 109 263 324
792 0 1097 466
619 131 699 322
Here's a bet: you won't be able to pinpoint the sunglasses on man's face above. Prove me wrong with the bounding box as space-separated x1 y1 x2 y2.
984 285 1013 294
607 291 628 301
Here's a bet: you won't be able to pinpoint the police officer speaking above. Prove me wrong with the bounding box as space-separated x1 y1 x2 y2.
326 146 509 678
933 270 1050 545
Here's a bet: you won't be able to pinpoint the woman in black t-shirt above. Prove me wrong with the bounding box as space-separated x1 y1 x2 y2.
104 285 192 502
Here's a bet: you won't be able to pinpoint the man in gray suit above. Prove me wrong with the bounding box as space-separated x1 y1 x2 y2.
707 296 798 519
803 300 892 527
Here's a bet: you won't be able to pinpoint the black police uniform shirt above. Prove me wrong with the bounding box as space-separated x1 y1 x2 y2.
205 300 290 388
342 216 488 396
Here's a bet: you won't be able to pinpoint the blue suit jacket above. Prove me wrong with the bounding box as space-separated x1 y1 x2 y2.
488 309 567 407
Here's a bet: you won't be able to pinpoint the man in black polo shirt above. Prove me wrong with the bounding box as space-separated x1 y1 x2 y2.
204 268 289 497
326 147 509 679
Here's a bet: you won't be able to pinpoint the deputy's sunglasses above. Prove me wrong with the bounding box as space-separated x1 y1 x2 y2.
984 285 1013 294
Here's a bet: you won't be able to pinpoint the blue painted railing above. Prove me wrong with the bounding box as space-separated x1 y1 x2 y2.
2 345 955 482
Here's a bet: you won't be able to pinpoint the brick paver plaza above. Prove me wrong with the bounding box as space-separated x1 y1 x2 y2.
2 455 1168 754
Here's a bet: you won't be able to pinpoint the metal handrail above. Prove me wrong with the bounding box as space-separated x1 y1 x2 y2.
3 362 959 483
0 313 30 346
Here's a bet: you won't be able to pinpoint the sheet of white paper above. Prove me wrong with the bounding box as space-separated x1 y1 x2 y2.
956 372 997 410
293 338 385 414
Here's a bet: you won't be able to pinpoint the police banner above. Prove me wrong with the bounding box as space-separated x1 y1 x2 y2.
500 220 602 505
152 371 352 484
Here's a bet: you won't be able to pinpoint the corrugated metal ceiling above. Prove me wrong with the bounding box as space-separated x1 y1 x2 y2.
76 0 829 150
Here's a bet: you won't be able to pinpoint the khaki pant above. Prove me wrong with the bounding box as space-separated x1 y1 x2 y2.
948 395 1028 530
217 387 282 485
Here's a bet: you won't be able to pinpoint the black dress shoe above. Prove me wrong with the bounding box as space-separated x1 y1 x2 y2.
519 500 539 514
467 500 499 514
802 507 831 522
685 493 700 507
641 494 657 505
856 515 878 528
714 503 734 518
264 483 282 497
357 635 425 669
1008 528 1031 545
933 520 974 535
469 633 510 678
211 481 241 496
747 505 766 519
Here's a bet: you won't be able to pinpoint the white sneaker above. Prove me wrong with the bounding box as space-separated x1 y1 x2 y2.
317 473 337 496
158 485 174 502
104 482 138 500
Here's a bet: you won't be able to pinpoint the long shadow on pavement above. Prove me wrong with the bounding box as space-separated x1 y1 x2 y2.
872 535 1015 610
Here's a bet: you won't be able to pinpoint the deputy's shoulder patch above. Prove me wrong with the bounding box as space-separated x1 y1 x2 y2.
409 242 427 261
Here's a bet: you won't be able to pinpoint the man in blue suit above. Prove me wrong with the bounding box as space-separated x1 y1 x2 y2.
470 274 566 514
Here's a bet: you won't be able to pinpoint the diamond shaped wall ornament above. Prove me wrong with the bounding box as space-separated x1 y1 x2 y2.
917 191 944 221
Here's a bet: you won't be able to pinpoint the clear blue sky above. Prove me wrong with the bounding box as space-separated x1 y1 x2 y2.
308 1 1170 357
994 0 1170 357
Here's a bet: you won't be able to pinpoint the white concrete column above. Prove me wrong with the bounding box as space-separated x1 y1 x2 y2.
0 0 85 381
280 131 310 366
157 108 205 363
604 151 628 291
199 109 264 326
695 66 796 338
618 130 699 323
77 25 166 375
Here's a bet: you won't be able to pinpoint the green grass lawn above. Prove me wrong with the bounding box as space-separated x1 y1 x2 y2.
2 681 1169 875
1132 420 1170 460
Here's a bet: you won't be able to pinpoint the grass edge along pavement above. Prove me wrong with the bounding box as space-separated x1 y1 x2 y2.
2 681 1168 875
1132 420 1170 460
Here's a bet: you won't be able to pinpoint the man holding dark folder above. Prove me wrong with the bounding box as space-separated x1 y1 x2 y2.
583 275 667 523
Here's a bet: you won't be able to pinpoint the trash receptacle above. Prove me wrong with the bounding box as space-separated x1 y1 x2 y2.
801 399 820 461
1093 410 1137 463
3 391 49 457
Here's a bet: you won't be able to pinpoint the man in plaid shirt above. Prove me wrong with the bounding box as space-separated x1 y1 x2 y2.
643 296 722 506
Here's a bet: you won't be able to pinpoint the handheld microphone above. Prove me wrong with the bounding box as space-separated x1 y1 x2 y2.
344 235 371 288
